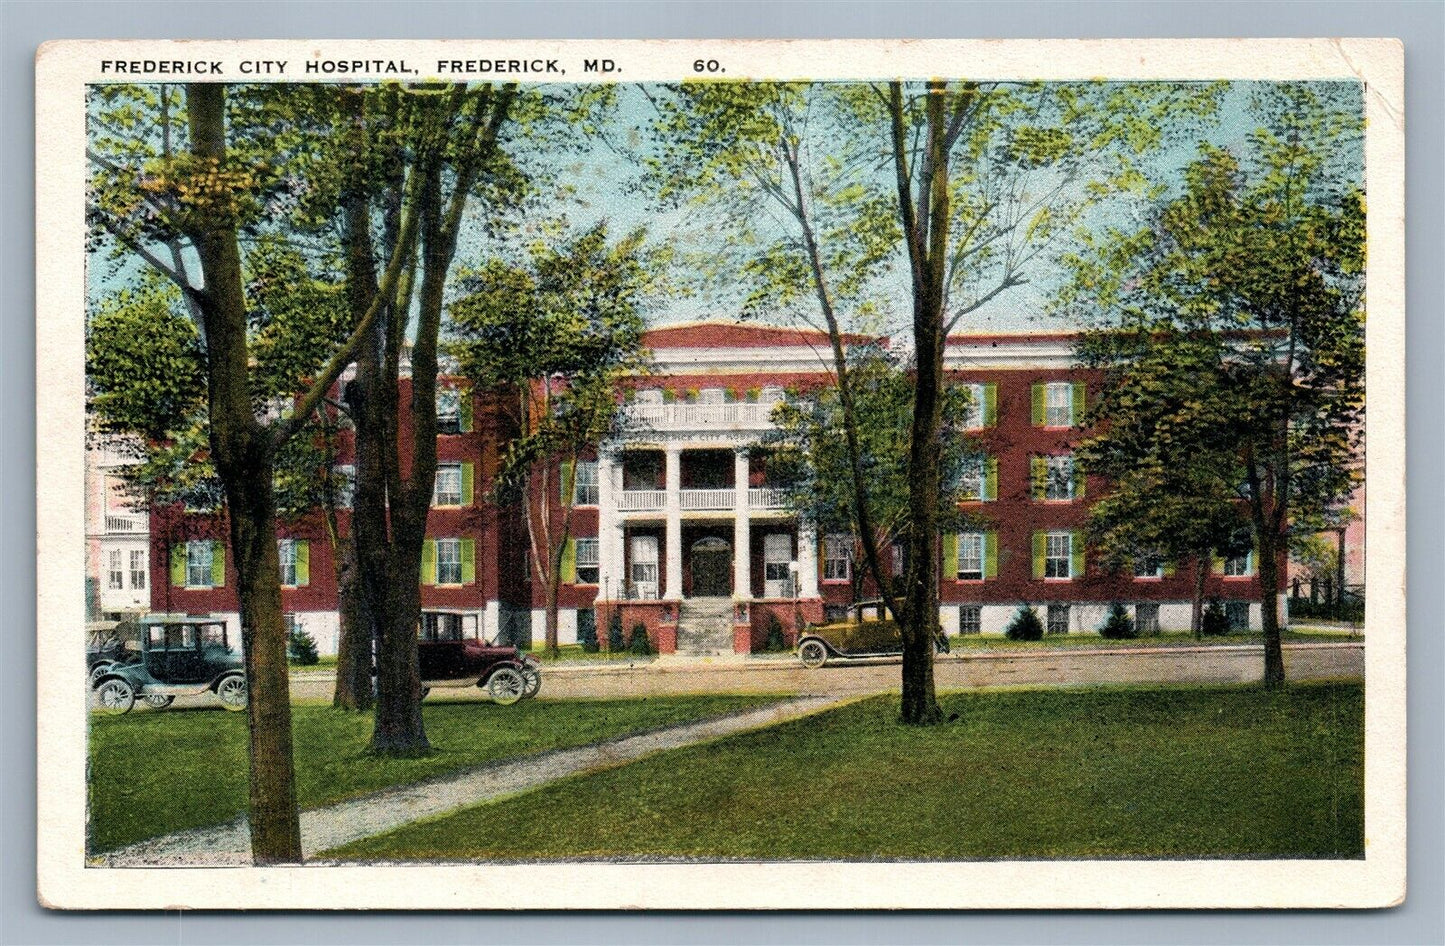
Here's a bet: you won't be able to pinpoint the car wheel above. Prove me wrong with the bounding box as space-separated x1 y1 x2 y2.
798 638 829 669
520 666 541 700
486 667 525 705
142 694 175 710
88 662 112 687
95 679 135 715
419 686 431 700
216 674 247 711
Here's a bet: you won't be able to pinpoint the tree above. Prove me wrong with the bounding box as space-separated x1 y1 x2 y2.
1074 328 1254 636
650 80 1218 723
1057 84 1365 686
450 224 649 657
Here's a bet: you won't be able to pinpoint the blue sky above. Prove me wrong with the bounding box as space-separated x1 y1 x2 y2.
87 80 1364 339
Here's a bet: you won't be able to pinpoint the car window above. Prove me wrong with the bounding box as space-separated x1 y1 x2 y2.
175 625 198 649
147 626 166 649
200 624 229 651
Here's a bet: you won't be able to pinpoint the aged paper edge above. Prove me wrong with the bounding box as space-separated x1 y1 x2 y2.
35 38 1406 911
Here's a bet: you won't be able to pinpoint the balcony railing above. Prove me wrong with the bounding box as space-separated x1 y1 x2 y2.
104 513 146 533
623 401 779 430
680 488 735 511
618 490 666 512
748 488 788 509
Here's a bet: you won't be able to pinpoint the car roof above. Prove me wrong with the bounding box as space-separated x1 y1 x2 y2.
138 615 227 625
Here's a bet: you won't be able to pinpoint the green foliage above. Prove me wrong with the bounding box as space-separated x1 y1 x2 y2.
628 623 652 656
1201 600 1230 637
86 282 205 441
762 345 980 542
287 626 320 666
1099 603 1137 640
1005 605 1044 641
763 614 788 652
607 609 625 652
578 611 600 653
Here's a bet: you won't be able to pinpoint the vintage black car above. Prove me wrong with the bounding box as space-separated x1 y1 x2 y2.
796 600 948 668
417 610 540 704
91 616 246 714
86 619 141 686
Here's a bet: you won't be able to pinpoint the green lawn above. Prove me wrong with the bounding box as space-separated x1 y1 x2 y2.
328 682 1363 862
88 695 778 854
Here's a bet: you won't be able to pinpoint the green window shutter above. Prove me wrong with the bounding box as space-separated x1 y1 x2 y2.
296 541 310 587
560 538 576 583
1163 561 1177 578
1030 456 1046 501
1071 382 1086 426
1213 554 1226 574
984 532 999 579
983 383 997 427
560 460 574 505
460 538 476 584
1032 532 1046 579
459 390 473 433
942 533 958 580
211 540 225 588
461 462 474 506
421 539 436 585
1031 383 1046 425
170 544 187 587
1071 532 1085 578
1074 463 1085 500
984 457 998 501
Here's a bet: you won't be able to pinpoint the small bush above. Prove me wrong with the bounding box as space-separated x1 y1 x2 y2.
1201 599 1230 636
764 614 787 652
287 626 319 665
607 609 625 652
1099 602 1137 640
1005 604 1044 641
628 622 652 656
579 611 599 653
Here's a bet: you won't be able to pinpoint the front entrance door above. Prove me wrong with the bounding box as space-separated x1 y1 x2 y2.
690 536 731 597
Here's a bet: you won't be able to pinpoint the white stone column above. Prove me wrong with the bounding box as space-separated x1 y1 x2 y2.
596 452 618 599
664 445 682 600
733 448 751 599
798 522 820 598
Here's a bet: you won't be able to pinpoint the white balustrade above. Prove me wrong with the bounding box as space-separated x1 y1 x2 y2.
748 488 788 509
617 490 666 512
105 514 145 533
679 488 735 511
623 401 778 430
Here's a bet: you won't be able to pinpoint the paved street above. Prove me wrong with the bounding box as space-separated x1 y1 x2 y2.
287 641 1363 701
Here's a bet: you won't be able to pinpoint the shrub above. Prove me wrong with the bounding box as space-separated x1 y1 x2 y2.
287 626 319 665
607 609 625 652
1099 602 1137 640
1005 604 1044 641
628 622 652 656
579 610 599 653
764 614 787 652
1201 599 1230 636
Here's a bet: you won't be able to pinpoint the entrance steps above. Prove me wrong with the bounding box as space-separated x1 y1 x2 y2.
676 597 735 656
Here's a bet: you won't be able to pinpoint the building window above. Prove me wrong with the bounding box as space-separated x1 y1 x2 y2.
635 388 663 405
764 533 794 598
436 388 462 434
1046 603 1071 635
698 388 726 404
890 541 906 579
1223 552 1253 577
1045 532 1073 579
629 535 658 599
107 550 124 590
1045 382 1074 427
1041 455 1075 501
278 539 297 586
186 541 214 588
1133 555 1164 579
823 534 853 582
759 386 785 405
575 538 600 584
961 383 988 430
573 460 599 506
433 463 463 507
1226 602 1250 631
435 538 462 585
130 549 147 589
1136 603 1160 636
957 533 985 580
959 454 985 501
333 464 355 508
959 605 982 635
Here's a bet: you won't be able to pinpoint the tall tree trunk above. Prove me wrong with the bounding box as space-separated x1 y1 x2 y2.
331 540 372 710
1256 528 1286 688
186 83 302 863
1192 554 1207 639
371 539 428 753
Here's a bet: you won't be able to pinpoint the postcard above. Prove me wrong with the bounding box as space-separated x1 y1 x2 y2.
37 38 1405 909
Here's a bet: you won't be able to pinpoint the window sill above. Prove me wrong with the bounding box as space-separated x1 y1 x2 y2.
953 577 986 583
821 579 851 585
1133 576 1164 582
